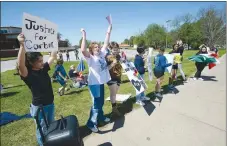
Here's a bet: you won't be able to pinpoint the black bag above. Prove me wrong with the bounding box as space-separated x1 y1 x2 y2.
35 106 83 146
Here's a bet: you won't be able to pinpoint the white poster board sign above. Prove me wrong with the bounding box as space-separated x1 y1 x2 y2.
164 54 174 73
147 47 154 81
22 13 58 52
121 60 147 95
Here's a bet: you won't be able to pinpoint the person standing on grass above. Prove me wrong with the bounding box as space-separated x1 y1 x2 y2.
17 34 57 146
55 59 69 96
193 46 209 81
176 40 187 82
105 41 123 117
74 49 79 60
153 48 172 99
134 46 150 106
168 44 179 90
66 51 70 61
80 24 112 133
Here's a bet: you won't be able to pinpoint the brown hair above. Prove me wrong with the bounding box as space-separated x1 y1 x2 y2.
89 42 99 55
108 41 119 50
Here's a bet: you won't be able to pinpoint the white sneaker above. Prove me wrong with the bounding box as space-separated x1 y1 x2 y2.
193 77 198 81
136 100 145 106
104 117 110 123
87 125 99 133
141 96 150 101
198 78 204 81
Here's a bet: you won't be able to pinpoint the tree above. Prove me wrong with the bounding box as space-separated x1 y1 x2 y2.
129 36 135 46
144 24 166 48
133 34 146 47
65 39 71 47
198 6 226 47
123 39 129 44
57 33 62 41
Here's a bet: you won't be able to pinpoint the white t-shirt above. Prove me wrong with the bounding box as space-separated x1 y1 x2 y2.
84 49 111 85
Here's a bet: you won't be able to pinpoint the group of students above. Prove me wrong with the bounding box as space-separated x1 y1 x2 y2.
16 21 218 145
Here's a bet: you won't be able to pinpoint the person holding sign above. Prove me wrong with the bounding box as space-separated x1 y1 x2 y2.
106 41 123 117
17 34 57 146
153 48 172 99
80 20 112 132
134 46 150 106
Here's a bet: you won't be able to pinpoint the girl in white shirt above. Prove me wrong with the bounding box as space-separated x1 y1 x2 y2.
80 24 112 133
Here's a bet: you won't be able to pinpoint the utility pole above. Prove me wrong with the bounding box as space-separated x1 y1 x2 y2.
166 20 171 49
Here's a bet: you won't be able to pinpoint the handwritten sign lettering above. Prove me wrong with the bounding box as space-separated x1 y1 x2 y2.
22 13 58 52
121 60 147 94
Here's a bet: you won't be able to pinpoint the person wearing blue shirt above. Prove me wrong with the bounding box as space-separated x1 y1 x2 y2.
134 46 150 106
153 48 172 99
55 59 69 96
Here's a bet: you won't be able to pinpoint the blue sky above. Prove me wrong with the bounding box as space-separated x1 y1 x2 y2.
2 1 225 45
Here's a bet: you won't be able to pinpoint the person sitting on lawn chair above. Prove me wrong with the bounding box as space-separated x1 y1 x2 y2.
68 65 88 88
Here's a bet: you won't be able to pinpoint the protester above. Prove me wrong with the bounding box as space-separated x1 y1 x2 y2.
80 24 112 133
17 33 57 146
176 40 187 82
74 49 79 60
134 46 150 106
106 41 123 117
193 46 209 81
168 44 179 90
68 65 87 87
66 51 70 61
55 59 69 96
153 48 172 99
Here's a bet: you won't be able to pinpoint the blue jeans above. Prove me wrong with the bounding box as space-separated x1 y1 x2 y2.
30 103 55 146
87 84 106 128
136 74 145 101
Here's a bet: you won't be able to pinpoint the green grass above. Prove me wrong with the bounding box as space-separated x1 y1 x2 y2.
1 57 17 61
0 49 226 146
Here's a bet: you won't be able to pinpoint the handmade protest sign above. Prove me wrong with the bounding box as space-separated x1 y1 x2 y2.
164 54 174 73
121 60 147 95
106 14 112 25
22 13 58 52
147 47 154 81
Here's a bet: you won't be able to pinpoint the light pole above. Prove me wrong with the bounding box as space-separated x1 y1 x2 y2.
166 20 171 49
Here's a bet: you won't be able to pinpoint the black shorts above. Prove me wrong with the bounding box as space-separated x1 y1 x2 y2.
153 69 164 78
172 64 178 70
107 78 121 86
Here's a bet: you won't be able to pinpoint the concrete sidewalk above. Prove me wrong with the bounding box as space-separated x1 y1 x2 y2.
83 55 226 146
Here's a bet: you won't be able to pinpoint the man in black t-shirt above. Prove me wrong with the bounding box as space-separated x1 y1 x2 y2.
17 34 57 146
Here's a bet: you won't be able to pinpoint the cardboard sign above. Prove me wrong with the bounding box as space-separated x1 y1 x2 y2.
121 60 147 95
147 47 154 81
22 13 58 52
164 54 174 73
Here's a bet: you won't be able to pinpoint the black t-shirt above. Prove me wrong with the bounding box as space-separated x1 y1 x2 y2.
21 62 54 106
177 46 184 56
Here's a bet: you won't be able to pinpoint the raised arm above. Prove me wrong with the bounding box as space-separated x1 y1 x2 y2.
101 24 112 52
80 28 90 58
48 51 57 66
17 34 28 78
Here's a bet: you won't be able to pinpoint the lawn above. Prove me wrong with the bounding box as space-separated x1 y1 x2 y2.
0 49 226 146
1 57 17 61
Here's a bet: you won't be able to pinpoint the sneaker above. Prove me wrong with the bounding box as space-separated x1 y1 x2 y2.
193 77 198 81
198 78 204 81
103 117 110 123
87 125 99 133
154 92 162 98
141 96 150 101
136 100 145 106
183 80 188 83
